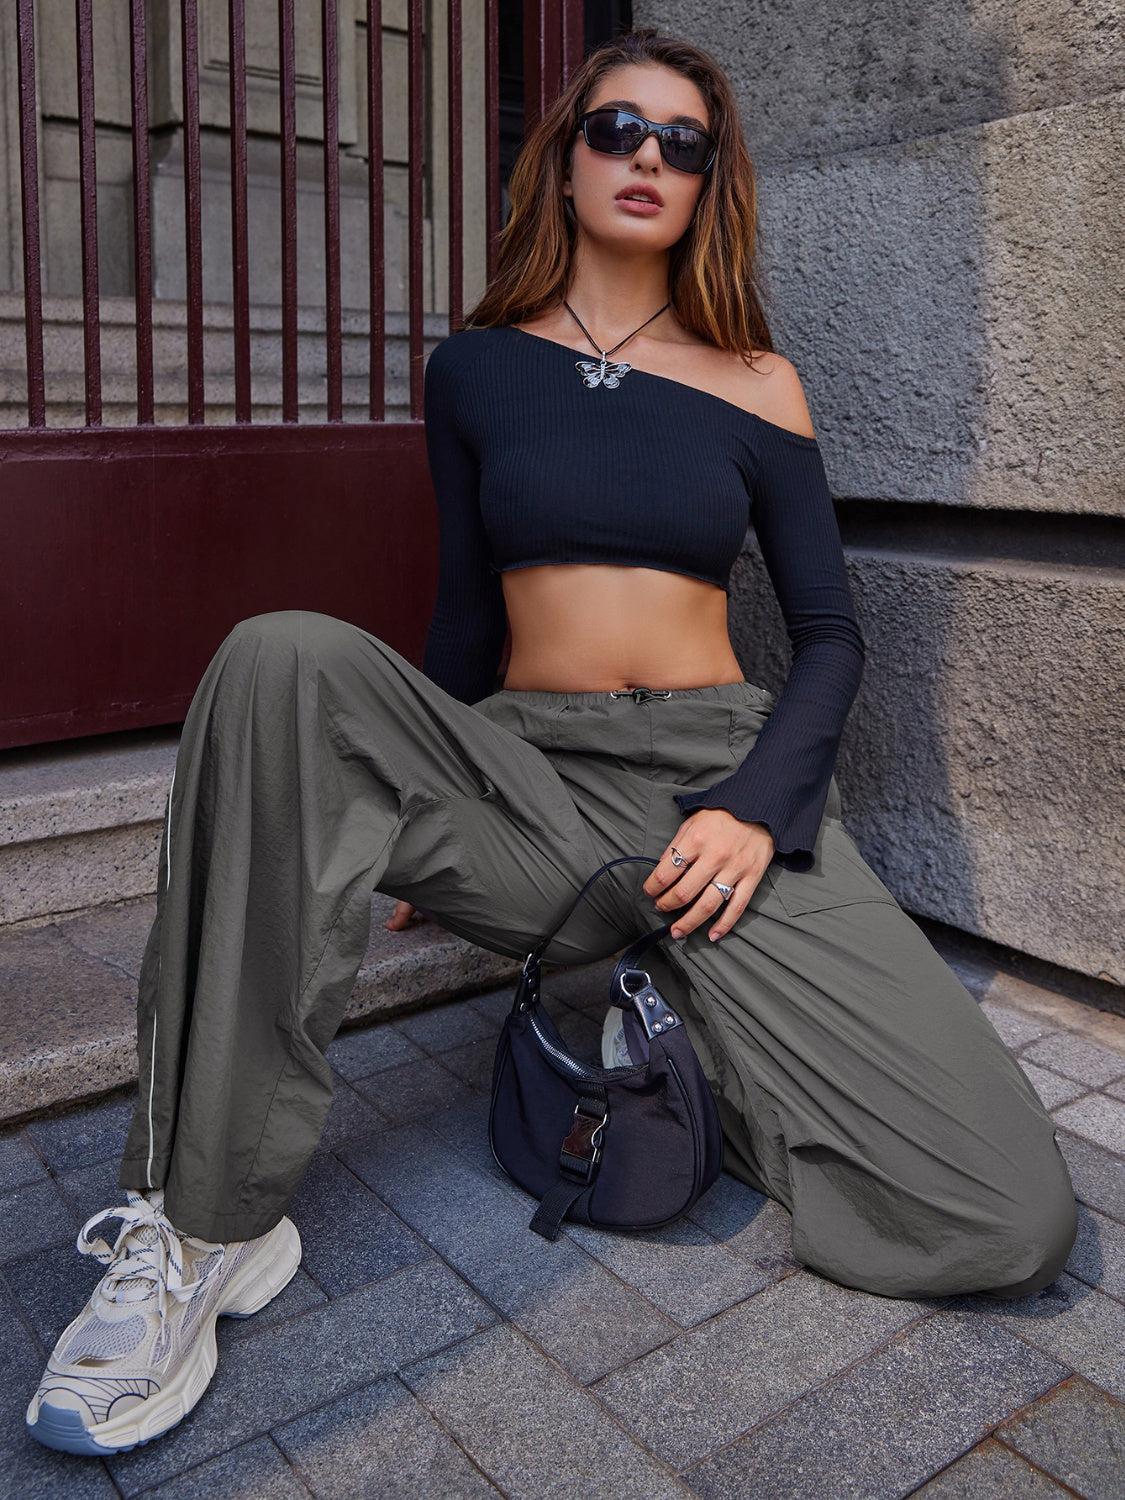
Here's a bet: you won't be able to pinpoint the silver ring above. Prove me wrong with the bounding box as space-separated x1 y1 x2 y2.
670 846 687 867
712 880 735 899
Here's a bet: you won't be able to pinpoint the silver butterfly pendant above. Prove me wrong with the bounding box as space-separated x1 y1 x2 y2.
575 356 632 389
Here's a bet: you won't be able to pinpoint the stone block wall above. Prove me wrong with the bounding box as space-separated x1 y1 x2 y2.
642 2 1123 983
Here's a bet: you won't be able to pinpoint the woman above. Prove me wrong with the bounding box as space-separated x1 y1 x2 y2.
28 28 1077 1458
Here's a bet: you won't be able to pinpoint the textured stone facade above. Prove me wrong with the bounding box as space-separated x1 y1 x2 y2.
642 2 1123 983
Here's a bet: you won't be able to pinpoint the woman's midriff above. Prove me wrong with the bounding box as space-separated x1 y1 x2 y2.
498 563 746 692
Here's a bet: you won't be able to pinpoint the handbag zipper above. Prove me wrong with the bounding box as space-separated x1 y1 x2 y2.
527 1009 646 1081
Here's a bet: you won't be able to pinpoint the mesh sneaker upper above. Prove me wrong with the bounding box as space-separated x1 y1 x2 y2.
30 1190 233 1426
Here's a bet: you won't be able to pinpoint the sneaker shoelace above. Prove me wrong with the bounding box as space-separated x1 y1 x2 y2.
76 1189 222 1327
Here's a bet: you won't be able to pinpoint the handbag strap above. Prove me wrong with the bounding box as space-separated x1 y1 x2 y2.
522 855 676 987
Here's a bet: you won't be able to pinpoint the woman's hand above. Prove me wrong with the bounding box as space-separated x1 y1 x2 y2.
384 898 425 932
641 809 775 943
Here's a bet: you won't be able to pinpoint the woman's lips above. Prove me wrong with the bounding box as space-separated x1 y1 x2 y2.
615 194 663 216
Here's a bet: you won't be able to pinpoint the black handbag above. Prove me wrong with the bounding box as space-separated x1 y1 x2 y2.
488 855 725 1241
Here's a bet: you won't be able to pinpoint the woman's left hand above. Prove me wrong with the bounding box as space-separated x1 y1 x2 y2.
641 809 775 943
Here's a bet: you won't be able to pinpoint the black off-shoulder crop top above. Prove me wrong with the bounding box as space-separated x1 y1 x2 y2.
420 324 865 868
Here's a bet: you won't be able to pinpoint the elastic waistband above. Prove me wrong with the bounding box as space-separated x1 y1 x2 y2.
488 679 775 709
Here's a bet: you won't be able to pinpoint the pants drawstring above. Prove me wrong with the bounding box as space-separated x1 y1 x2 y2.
608 686 674 703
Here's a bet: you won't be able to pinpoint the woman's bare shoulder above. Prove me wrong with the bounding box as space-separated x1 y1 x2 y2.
734 351 817 440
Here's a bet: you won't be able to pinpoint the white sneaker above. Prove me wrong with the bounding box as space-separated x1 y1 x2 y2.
26 1188 301 1456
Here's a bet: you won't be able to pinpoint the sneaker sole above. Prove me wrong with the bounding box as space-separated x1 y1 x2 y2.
26 1215 302 1456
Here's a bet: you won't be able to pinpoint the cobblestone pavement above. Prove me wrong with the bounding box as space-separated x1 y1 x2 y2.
2 969 1123 1498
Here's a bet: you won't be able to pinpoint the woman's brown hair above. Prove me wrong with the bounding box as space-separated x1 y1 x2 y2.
462 27 774 362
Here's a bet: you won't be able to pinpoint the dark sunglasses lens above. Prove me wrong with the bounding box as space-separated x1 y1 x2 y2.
661 126 711 172
584 110 712 172
585 109 645 154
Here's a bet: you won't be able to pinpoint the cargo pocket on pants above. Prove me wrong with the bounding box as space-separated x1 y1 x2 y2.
763 816 899 919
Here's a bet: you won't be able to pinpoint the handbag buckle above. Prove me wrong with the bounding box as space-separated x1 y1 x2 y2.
619 970 681 1041
560 1103 608 1182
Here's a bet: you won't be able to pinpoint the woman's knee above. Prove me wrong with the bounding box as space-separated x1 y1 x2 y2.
979 1150 1079 1299
204 613 340 719
224 609 367 671
227 609 332 650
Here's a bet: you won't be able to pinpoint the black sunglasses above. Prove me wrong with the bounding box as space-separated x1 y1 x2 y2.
577 107 716 175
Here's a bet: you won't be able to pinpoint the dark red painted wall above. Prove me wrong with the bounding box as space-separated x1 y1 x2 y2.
1 423 437 749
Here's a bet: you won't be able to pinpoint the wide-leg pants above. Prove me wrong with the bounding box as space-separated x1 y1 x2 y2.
118 610 1078 1300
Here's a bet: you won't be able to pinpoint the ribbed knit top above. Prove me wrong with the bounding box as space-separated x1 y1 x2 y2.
421 324 865 868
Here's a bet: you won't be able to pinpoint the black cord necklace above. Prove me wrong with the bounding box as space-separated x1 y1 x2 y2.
563 298 671 389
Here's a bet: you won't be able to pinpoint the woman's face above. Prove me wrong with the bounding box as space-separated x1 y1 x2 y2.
564 63 712 251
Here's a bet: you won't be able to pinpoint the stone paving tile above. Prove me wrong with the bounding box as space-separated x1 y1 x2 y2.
0 1178 77 1264
393 997 497 1054
23 1093 135 1174
1019 1061 1088 1110
57 1156 135 1220
0 1278 118 1498
274 1375 500 1497
947 1272 1125 1399
466 985 525 1025
994 1374 1125 1497
1108 1076 1125 1102
400 1321 690 1497
180 1262 332 1343
2 1238 105 1351
591 1270 932 1471
683 1175 801 1282
979 1001 1055 1051
536 989 583 1023
466 981 590 1033
563 1212 777 1329
681 1310 1068 1497
316 1078 384 1151
325 1022 426 1083
105 1258 498 1495
1051 1094 1125 1156
1056 1129 1125 1224
340 1119 680 1385
552 1005 605 1061
1021 1033 1125 1089
213 1269 330 1345
437 1034 499 1092
913 1437 1068 1496
352 1053 474 1124
1065 1201 1125 1301
424 1087 513 1185
0 1129 47 1192
288 1150 428 1298
136 1435 310 1498
538 961 622 1016
462 984 576 1044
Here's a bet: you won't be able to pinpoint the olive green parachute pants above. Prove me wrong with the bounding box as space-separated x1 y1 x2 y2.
119 609 1078 1300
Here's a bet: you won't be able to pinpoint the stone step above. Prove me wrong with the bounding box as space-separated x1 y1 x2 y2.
0 889 521 1125
0 727 179 926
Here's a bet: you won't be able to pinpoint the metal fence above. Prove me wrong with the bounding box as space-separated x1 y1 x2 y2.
2 0 591 750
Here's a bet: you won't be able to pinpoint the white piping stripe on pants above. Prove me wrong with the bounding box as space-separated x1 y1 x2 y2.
146 763 175 1190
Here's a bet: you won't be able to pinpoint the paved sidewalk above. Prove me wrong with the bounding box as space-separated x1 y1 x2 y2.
1 961 1123 1498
